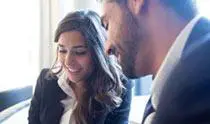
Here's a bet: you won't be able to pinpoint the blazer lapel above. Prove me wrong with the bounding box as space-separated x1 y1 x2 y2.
41 77 67 124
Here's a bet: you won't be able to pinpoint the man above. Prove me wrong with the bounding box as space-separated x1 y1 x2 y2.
99 0 210 123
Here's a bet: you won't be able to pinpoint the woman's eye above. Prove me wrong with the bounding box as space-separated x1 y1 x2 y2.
75 51 87 55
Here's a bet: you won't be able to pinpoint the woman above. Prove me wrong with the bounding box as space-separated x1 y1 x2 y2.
28 10 131 124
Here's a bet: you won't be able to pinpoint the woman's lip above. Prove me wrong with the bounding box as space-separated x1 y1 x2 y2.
67 68 80 73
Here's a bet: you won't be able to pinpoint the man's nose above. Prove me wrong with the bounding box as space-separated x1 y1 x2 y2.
105 41 116 55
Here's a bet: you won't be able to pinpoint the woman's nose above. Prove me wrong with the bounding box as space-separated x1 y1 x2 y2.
64 52 76 67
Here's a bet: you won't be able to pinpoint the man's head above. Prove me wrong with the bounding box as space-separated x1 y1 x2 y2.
100 0 197 78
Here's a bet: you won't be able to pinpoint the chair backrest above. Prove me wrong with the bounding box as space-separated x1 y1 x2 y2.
0 86 32 112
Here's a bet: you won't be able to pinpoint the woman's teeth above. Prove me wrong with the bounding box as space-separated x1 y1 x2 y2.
68 68 79 73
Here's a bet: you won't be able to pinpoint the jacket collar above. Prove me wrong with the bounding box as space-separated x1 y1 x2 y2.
42 75 67 124
184 17 210 52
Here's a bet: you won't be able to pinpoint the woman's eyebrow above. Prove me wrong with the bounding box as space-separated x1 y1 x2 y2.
72 45 87 49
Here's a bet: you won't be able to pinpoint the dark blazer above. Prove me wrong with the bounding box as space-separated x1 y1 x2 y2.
28 69 131 124
152 18 210 124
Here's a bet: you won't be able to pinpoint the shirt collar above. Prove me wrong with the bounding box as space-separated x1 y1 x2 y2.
151 15 202 109
57 71 76 99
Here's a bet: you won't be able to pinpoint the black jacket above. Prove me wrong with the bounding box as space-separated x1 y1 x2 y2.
152 18 210 124
28 69 131 124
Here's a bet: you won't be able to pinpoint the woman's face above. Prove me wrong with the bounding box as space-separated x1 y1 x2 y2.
57 31 94 84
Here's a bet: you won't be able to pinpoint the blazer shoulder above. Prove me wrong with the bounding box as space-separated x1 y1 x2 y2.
183 32 210 58
36 68 59 92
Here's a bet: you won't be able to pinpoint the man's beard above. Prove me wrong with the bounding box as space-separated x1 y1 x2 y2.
120 50 138 79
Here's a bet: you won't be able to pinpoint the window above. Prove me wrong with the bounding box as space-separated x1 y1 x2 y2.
0 0 40 91
197 0 210 19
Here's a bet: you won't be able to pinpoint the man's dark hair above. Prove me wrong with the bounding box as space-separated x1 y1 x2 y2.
160 0 197 20
98 0 198 20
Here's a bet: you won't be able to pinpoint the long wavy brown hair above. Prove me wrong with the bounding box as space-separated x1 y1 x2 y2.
49 10 126 124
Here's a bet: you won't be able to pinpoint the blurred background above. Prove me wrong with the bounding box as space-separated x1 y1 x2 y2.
0 0 209 123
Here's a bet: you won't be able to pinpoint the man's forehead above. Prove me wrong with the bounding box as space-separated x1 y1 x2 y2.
101 2 118 18
102 2 119 20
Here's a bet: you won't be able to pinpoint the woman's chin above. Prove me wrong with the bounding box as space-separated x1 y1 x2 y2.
67 76 81 84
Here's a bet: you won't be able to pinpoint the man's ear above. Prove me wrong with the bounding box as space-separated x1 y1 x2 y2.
127 0 145 15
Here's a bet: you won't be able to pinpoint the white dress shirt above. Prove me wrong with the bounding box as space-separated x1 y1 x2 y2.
144 15 202 124
57 71 77 124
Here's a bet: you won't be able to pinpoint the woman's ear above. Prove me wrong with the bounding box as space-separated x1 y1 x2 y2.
127 0 145 15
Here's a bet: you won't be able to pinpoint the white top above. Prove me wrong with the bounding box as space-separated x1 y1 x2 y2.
144 15 202 124
57 71 77 124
